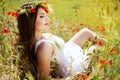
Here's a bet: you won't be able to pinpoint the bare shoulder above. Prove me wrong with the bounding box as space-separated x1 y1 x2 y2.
36 42 55 79
36 41 54 58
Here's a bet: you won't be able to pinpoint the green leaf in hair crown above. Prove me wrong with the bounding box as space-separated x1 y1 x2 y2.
16 1 49 15
6 1 53 18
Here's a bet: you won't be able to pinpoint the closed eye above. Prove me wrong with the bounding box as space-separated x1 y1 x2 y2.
40 16 45 18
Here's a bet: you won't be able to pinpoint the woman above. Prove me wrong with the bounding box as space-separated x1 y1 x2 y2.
17 1 103 80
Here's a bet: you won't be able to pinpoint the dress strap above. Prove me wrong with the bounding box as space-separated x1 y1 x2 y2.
35 39 54 54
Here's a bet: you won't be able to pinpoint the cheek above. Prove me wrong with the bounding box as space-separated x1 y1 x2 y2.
35 19 42 30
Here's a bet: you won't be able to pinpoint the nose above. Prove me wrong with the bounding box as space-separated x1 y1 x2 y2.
46 16 49 21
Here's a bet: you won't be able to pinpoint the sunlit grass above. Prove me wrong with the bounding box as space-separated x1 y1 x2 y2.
0 0 120 80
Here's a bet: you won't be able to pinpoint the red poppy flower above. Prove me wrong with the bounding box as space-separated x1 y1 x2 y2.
101 26 106 31
110 49 118 54
80 23 84 26
42 7 48 13
97 40 103 46
7 11 11 16
12 12 15 16
108 60 112 66
79 74 89 80
99 59 106 65
2 28 9 34
14 13 19 17
12 12 19 17
30 8 35 13
79 75 83 79
84 74 89 80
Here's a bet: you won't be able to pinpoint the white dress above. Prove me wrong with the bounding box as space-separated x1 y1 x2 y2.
35 33 93 78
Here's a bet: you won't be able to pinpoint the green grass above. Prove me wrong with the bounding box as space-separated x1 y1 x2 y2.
0 0 120 80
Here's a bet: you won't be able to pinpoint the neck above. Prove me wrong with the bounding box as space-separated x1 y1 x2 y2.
35 31 43 41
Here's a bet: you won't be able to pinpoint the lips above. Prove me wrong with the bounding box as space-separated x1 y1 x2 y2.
45 23 48 25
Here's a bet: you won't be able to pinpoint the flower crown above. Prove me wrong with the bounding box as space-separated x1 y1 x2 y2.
7 1 53 17
17 1 49 15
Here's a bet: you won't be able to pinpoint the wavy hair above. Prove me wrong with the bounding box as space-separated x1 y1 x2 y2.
17 2 48 79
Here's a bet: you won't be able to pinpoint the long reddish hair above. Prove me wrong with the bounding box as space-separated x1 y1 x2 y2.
17 2 48 79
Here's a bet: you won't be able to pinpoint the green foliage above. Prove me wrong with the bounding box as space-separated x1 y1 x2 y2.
0 0 120 80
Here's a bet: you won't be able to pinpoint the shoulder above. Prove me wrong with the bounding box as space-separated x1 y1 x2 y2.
36 41 54 58
37 41 54 50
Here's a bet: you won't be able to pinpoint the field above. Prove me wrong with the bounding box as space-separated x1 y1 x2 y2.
0 0 120 80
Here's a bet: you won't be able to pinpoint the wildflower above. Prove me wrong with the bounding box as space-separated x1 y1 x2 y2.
79 73 89 80
12 12 15 16
30 7 35 13
50 20 53 24
95 26 99 29
2 28 9 34
80 23 84 26
108 60 112 66
110 49 118 54
12 12 19 17
99 59 106 65
75 28 80 32
70 24 74 31
7 11 11 16
42 1 47 5
79 75 83 79
84 74 89 80
100 26 106 31
42 7 48 13
59 24 64 29
97 40 103 46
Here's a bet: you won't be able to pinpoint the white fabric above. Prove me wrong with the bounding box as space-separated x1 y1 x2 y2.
35 33 93 77
35 39 54 53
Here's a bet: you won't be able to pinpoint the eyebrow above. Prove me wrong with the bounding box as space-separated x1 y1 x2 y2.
39 13 45 15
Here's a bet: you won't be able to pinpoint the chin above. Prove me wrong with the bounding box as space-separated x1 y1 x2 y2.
42 28 49 32
45 26 50 30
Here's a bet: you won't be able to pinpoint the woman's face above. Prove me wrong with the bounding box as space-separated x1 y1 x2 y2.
35 7 49 32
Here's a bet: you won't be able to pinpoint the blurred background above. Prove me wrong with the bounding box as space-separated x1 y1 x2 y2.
0 0 120 80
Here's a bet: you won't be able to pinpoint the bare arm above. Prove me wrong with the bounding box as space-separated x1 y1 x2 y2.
36 42 54 80
36 42 69 80
70 28 97 47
